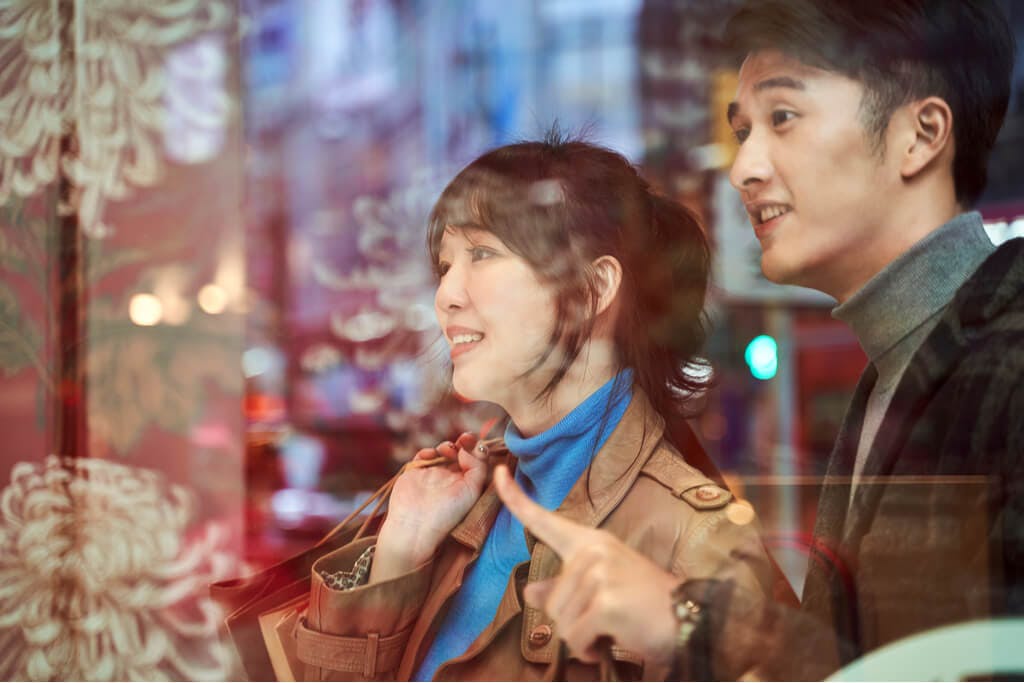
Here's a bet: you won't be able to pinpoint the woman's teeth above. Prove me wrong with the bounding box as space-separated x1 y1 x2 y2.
452 333 483 345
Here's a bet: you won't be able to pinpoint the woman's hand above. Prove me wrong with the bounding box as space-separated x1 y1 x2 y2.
370 432 490 583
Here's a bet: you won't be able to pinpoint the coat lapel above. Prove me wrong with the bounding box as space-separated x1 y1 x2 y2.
809 240 1024 660
841 289 977 548
800 363 874 653
397 484 504 679
519 390 666 665
845 239 1024 546
812 365 876 553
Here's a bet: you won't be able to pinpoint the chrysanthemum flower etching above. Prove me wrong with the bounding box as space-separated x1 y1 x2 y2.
0 456 240 680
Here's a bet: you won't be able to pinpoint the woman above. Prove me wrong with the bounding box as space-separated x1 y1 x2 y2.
292 133 782 680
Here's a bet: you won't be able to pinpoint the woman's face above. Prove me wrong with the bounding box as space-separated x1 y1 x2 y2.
433 226 561 410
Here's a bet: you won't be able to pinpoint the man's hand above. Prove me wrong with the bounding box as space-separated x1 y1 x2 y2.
493 465 680 671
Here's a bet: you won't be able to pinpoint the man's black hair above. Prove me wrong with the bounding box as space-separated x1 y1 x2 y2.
724 0 1017 206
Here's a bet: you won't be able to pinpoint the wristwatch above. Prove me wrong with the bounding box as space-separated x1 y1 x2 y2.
671 582 704 648
668 581 709 680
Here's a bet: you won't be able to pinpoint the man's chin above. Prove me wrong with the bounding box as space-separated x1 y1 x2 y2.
759 254 796 287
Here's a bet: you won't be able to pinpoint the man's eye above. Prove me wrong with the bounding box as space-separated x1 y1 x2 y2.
771 110 797 126
733 127 751 144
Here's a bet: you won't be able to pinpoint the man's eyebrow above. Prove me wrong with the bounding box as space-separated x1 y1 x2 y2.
754 76 806 93
727 76 806 125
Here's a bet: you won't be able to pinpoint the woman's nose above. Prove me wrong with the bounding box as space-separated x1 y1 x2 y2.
434 262 469 312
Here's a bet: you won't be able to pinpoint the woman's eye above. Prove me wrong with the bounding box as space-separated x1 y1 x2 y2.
771 110 797 127
468 246 495 262
733 127 751 144
436 261 451 277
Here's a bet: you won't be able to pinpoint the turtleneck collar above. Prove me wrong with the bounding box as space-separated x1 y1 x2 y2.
503 369 633 506
833 212 995 363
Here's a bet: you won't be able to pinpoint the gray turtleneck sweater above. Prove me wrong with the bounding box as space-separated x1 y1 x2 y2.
831 212 996 504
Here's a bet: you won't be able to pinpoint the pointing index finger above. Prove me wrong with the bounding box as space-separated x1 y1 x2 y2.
493 465 585 558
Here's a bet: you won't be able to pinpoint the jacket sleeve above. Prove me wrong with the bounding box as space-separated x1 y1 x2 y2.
668 503 839 681
289 535 434 681
673 504 777 596
638 447 810 679
672 576 848 681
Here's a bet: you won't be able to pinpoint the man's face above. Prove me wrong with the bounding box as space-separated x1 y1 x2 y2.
728 50 903 300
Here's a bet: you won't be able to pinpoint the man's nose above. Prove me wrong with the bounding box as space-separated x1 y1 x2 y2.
728 132 772 192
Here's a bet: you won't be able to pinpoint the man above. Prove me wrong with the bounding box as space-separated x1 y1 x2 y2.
494 0 1021 678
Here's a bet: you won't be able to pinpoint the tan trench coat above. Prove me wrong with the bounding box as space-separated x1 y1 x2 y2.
282 391 781 681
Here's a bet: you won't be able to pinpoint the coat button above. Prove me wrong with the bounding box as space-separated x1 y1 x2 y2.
529 624 552 647
695 485 721 501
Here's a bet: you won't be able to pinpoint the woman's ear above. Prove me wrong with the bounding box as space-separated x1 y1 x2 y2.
899 96 954 180
592 255 623 317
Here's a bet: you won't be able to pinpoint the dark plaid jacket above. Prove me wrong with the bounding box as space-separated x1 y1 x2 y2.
693 238 1024 681
799 236 1024 674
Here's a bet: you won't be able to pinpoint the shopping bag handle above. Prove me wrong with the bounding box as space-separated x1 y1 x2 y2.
316 436 508 548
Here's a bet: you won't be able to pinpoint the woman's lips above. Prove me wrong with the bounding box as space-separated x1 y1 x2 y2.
450 336 483 360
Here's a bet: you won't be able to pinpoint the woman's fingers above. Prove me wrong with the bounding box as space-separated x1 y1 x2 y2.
493 465 586 559
413 446 438 461
412 434 479 467
454 431 478 454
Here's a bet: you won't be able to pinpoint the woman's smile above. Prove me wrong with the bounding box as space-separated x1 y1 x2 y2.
447 326 486 359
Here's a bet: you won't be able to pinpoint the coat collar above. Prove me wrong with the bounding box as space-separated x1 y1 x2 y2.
518 386 666 547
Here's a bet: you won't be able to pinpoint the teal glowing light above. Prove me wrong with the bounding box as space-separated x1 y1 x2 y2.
744 334 778 380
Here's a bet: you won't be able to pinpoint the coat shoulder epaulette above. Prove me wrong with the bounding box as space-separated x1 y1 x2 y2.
640 445 732 511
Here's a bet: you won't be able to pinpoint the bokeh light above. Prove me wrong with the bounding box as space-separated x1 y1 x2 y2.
128 294 163 326
745 334 778 380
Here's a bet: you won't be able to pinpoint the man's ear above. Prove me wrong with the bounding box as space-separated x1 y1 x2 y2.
592 255 623 317
900 96 954 180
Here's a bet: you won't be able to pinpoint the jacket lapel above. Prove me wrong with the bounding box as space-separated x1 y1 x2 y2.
841 289 977 547
520 390 666 665
844 239 1024 546
812 239 1024 659
812 364 876 553
397 485 504 679
800 363 874 652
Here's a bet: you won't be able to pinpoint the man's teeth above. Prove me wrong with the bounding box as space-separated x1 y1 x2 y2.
760 205 790 222
452 333 483 345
